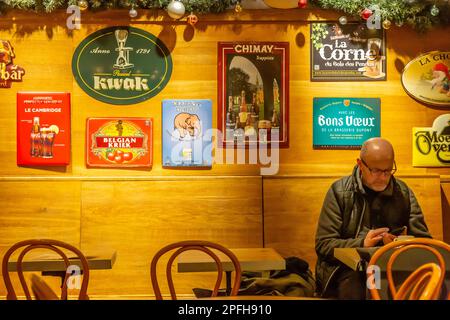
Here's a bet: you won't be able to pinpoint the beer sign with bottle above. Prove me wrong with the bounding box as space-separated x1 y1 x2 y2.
86 117 153 168
310 22 386 81
17 92 71 166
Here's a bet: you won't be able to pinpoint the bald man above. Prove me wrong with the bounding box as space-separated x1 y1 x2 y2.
315 138 431 299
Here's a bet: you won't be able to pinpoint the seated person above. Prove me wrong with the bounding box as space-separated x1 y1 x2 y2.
314 137 431 299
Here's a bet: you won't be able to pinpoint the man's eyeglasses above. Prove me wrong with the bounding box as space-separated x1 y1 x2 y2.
360 158 397 176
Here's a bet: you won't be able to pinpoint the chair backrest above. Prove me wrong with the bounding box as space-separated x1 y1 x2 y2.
150 240 242 300
395 263 442 300
367 238 450 300
30 274 59 300
2 239 90 300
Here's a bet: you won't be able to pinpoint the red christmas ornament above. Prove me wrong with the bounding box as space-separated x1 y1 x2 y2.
298 0 308 9
360 8 373 20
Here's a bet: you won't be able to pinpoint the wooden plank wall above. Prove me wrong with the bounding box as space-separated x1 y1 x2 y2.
0 9 449 298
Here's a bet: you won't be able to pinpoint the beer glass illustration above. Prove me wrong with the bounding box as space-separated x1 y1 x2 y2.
114 29 134 69
40 126 58 158
364 38 383 78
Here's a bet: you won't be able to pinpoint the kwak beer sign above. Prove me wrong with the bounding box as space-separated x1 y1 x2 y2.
310 23 386 81
413 114 450 167
402 51 450 107
313 98 380 149
72 27 172 105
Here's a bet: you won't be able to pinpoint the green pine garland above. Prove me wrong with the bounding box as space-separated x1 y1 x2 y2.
310 0 450 31
0 0 449 31
0 0 240 13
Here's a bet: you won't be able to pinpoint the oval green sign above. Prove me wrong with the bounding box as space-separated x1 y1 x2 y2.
72 26 172 105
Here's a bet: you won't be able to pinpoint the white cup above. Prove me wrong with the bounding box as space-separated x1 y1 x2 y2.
394 235 414 242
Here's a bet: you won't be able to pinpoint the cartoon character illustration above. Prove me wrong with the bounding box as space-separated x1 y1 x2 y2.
115 120 123 136
429 62 450 96
173 113 201 140
441 120 450 136
0 40 15 65
332 24 343 36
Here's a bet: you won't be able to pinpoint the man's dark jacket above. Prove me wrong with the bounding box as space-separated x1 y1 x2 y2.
314 165 431 296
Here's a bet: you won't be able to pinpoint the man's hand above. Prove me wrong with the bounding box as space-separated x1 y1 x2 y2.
364 228 389 247
382 233 397 245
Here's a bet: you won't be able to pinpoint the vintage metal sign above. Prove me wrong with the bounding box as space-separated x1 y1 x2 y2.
313 97 381 149
72 27 172 105
0 40 25 88
402 51 450 107
162 99 212 168
17 92 71 166
86 117 153 167
413 114 450 167
310 23 386 81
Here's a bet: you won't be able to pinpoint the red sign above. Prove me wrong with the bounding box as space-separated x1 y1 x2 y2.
1 40 25 88
86 118 153 168
17 92 71 166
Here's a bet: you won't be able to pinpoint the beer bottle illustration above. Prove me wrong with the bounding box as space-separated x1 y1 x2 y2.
30 117 41 157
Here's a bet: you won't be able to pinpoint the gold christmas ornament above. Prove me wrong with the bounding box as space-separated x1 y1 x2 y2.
78 0 88 11
382 19 392 29
235 3 243 13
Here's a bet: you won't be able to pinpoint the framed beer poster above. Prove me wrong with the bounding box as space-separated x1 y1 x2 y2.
17 92 71 166
86 117 153 168
311 23 386 81
313 97 380 149
218 42 289 147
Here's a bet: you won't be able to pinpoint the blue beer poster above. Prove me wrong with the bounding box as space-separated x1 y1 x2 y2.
313 98 380 149
162 99 212 167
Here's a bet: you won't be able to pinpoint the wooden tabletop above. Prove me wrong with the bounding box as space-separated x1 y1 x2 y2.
177 247 285 273
334 247 450 272
7 250 117 272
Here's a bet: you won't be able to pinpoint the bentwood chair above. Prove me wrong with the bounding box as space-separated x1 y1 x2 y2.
367 238 450 300
150 240 242 300
2 239 90 300
30 274 59 300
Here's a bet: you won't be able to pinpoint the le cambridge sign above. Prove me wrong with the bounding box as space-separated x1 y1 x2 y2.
72 27 172 105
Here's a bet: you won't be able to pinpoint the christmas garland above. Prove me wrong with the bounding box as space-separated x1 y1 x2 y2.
0 0 239 14
310 0 450 31
0 0 448 31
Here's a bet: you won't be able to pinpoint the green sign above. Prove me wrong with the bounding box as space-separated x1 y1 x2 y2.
313 98 380 149
72 26 172 105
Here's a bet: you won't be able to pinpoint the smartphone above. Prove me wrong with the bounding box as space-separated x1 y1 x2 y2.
390 226 407 236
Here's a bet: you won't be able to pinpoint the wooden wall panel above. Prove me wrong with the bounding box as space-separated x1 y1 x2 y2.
401 176 443 240
0 181 81 296
0 13 448 177
263 177 335 269
441 182 450 244
0 10 449 298
80 177 262 296
264 175 443 270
